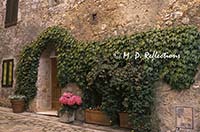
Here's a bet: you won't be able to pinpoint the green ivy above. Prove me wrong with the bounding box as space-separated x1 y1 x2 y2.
15 27 76 103
15 26 200 132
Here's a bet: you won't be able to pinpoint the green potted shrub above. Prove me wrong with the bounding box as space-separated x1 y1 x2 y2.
8 95 26 113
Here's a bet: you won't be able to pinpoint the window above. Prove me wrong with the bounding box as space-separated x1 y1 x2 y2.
5 0 19 28
2 59 14 87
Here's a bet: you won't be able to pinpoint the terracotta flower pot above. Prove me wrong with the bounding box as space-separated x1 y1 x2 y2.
10 99 25 113
85 109 112 126
119 112 132 129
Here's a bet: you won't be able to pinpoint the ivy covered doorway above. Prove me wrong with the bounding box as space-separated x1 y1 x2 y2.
30 46 61 112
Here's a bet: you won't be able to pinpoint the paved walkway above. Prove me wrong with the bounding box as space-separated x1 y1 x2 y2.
0 107 129 132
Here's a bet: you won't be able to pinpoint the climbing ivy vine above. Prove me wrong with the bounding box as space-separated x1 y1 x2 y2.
15 26 200 132
15 27 76 103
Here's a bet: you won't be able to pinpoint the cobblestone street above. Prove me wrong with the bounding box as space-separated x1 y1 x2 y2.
0 107 128 132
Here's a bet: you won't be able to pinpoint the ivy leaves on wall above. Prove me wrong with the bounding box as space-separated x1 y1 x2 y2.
15 26 200 132
15 27 76 103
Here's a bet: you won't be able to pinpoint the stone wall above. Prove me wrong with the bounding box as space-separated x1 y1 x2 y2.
157 0 200 29
0 0 166 107
62 0 166 40
155 67 200 132
0 0 85 107
0 0 200 131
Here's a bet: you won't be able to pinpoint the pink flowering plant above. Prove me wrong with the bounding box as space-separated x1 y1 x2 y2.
58 92 82 114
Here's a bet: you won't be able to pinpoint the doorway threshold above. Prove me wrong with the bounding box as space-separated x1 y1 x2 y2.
36 111 58 117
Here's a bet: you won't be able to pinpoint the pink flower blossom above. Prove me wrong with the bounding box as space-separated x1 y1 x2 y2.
67 96 76 106
63 92 73 98
59 96 68 105
74 96 82 105
59 92 82 107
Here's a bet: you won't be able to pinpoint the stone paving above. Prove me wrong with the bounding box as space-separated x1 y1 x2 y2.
0 107 129 132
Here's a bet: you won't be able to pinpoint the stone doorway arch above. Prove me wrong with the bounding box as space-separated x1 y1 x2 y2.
29 45 61 112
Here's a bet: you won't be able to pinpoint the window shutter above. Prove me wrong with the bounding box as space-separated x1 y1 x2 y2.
12 0 19 24
1 59 14 87
5 0 12 26
5 0 19 28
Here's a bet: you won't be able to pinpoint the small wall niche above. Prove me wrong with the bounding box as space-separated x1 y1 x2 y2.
48 0 60 6
90 13 98 25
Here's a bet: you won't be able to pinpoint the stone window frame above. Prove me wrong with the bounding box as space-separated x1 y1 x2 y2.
4 0 19 28
1 59 14 87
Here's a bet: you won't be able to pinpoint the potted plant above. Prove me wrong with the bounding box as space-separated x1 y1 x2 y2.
119 97 132 128
119 112 132 128
58 92 82 123
85 106 112 126
8 95 26 113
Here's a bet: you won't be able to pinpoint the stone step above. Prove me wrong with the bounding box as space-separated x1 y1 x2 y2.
36 111 58 116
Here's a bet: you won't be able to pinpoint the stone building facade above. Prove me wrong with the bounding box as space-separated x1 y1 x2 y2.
0 0 200 131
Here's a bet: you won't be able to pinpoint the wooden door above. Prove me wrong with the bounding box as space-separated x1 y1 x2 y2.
51 58 61 110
